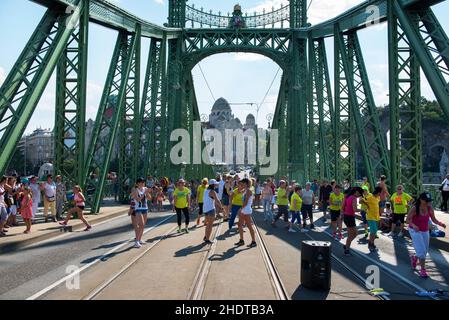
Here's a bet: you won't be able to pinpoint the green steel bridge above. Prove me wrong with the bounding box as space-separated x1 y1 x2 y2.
0 0 448 213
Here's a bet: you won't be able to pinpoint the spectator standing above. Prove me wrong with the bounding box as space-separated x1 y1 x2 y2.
319 180 333 221
55 175 66 221
41 174 57 223
29 176 41 223
440 173 449 212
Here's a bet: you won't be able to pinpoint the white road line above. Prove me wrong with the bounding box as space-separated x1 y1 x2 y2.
26 214 175 300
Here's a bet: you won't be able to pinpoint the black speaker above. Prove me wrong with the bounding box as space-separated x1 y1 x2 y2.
301 241 331 290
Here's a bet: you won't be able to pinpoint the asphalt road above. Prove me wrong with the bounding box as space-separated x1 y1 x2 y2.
0 211 174 300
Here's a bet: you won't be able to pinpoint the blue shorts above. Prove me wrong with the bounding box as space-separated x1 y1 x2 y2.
368 220 378 235
135 209 148 215
360 211 368 224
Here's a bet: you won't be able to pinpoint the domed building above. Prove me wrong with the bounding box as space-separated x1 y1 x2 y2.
206 97 258 166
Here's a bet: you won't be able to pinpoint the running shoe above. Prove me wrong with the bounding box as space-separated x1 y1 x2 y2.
177 227 182 233
419 268 429 278
204 240 213 245
134 241 142 249
398 231 404 238
343 245 351 256
338 233 344 240
249 241 257 248
185 228 190 234
364 230 369 238
288 228 297 233
234 239 245 246
410 255 418 270
59 221 67 226
84 225 92 232
0 231 6 237
139 241 146 246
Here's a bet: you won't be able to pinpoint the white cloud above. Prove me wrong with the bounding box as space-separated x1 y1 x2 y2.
154 0 164 4
307 0 365 25
0 67 6 86
248 0 288 13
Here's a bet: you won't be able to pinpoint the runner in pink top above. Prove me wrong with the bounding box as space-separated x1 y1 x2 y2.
59 185 91 231
341 187 364 256
406 193 446 278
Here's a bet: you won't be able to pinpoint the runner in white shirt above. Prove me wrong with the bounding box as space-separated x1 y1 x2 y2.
235 178 257 248
202 179 223 245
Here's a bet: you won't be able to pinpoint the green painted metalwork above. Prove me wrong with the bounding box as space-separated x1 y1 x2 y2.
118 25 141 202
83 31 138 213
141 37 167 178
394 2 449 122
388 1 422 196
343 31 390 186
334 25 356 185
0 2 83 175
309 38 334 180
55 0 89 187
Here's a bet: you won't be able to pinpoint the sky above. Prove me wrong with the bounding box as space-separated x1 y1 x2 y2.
0 0 448 134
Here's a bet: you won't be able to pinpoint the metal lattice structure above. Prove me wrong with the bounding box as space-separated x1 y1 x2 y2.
1 0 448 213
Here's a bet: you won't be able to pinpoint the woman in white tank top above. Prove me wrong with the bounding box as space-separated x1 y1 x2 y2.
235 178 257 248
203 180 224 245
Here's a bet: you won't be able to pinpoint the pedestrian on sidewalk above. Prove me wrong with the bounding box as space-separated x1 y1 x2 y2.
359 186 370 239
29 176 41 223
173 179 191 233
407 192 446 278
19 186 33 234
341 187 364 255
221 176 232 221
59 186 91 232
0 176 14 237
41 174 57 223
202 179 223 245
440 173 449 212
377 175 390 215
55 175 66 221
235 178 256 248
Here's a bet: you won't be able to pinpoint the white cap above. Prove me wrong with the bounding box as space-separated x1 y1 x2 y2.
209 179 219 185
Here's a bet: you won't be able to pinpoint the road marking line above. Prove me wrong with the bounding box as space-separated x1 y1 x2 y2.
26 214 175 300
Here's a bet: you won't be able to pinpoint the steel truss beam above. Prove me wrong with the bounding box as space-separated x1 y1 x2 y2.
84 30 138 213
309 38 335 181
388 1 422 196
55 0 89 187
141 37 167 179
183 29 290 70
0 1 83 175
394 1 449 121
334 26 356 185
118 25 141 202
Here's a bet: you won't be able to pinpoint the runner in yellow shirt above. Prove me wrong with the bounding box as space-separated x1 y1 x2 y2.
389 185 414 237
289 186 308 233
196 178 208 226
173 179 191 233
364 187 382 251
329 185 345 240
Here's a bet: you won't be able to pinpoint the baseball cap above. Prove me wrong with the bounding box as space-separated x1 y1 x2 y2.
209 179 219 185
419 192 432 202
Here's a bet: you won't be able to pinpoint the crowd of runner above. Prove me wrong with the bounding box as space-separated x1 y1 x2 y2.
124 172 447 279
1 170 449 280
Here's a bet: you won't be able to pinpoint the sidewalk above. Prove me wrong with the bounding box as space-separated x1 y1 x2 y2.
0 205 129 254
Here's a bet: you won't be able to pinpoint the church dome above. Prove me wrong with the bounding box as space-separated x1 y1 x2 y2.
246 114 256 125
212 98 231 112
